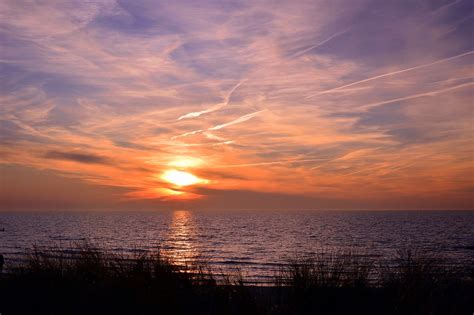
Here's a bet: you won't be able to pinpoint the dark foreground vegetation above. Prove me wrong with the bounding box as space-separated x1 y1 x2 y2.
0 242 472 315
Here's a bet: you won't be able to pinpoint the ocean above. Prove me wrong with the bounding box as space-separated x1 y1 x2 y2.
0 210 473 283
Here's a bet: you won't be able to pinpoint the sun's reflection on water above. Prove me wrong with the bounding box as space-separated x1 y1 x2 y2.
164 210 198 266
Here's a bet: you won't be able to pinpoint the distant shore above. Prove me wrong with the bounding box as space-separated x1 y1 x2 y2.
0 241 472 314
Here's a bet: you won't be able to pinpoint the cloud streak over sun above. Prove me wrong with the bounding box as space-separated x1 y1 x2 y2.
0 0 473 210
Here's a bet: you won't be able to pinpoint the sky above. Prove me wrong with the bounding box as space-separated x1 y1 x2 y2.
0 0 473 211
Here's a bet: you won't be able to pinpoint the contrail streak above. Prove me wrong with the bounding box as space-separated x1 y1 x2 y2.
310 148 378 170
177 80 246 120
306 50 474 98
430 0 463 16
171 110 267 139
173 140 235 147
359 82 473 110
208 110 267 130
170 129 204 140
290 28 350 59
212 158 329 168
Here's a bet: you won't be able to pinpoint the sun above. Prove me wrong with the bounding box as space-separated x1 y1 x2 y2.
161 170 206 187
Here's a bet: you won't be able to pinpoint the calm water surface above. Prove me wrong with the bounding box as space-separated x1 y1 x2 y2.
0 211 473 283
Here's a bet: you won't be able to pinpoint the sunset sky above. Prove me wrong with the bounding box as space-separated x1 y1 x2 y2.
1 0 473 210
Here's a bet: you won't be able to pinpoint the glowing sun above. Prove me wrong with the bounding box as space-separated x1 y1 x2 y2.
161 170 206 187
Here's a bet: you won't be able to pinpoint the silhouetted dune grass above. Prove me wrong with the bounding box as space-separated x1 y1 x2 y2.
276 250 373 289
0 242 472 314
273 249 473 315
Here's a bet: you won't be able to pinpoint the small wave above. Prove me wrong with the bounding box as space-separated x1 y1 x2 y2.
49 236 87 241
453 245 474 250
